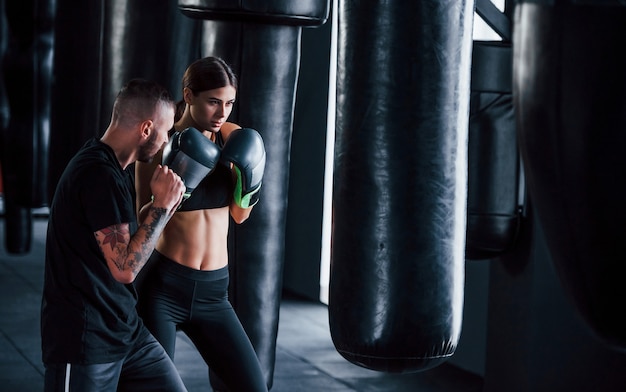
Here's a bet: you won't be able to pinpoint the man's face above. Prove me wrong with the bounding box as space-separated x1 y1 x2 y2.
137 105 174 163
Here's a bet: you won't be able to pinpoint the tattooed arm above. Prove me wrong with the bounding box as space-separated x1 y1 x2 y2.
94 206 169 283
94 165 184 284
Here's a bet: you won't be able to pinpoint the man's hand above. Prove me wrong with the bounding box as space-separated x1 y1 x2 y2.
150 164 185 212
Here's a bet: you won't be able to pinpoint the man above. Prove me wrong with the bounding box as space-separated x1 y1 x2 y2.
41 79 187 391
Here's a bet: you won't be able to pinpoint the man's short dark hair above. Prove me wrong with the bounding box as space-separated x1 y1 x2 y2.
113 79 175 126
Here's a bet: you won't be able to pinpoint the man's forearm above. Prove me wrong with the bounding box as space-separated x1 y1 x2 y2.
96 205 171 284
125 205 170 276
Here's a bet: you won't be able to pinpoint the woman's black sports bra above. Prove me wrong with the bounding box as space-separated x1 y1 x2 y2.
176 130 234 211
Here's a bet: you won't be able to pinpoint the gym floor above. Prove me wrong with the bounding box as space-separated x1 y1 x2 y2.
0 217 483 391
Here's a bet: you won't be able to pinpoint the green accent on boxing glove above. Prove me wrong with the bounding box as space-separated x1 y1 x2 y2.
233 166 261 208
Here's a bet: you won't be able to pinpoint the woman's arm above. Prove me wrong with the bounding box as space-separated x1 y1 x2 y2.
221 122 255 224
230 202 254 224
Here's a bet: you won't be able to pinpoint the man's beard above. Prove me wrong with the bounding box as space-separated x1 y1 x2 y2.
137 131 160 163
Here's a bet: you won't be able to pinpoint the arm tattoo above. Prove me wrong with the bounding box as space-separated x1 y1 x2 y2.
143 206 169 241
95 206 170 277
94 224 131 272
124 206 169 275
100 226 129 251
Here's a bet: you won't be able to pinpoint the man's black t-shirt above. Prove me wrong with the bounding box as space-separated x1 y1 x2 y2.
41 138 148 365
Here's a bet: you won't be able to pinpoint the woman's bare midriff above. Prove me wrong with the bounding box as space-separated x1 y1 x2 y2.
156 207 230 271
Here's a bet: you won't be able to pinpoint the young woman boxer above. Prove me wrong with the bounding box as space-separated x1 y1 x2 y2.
134 56 267 392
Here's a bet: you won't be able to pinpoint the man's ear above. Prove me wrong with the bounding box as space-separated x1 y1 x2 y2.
140 119 153 139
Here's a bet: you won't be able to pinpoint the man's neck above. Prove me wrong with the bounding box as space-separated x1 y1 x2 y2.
100 130 134 170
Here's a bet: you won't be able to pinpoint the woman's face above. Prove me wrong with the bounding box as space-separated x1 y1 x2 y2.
185 86 236 132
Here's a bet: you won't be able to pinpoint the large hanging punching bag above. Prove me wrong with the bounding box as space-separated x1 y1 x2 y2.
0 0 7 134
0 0 11 242
466 0 525 260
1 0 54 254
48 0 104 201
514 0 626 349
49 0 200 200
97 0 201 120
329 0 473 373
178 1 330 389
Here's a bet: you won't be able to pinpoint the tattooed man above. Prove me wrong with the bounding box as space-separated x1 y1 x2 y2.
41 79 188 392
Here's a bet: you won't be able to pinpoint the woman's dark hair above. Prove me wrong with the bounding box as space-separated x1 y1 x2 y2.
175 56 238 121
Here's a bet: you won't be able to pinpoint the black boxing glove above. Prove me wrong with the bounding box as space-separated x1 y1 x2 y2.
220 128 266 208
162 127 220 200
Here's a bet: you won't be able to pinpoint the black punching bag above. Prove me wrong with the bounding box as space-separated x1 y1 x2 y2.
49 0 108 201
1 0 54 253
329 0 473 373
49 0 199 201
466 1 525 260
514 1 626 349
0 0 6 134
178 1 330 389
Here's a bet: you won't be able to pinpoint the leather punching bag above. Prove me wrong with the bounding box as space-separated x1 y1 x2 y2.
1 0 54 253
466 1 525 260
514 0 626 349
329 0 473 373
49 0 200 202
178 1 330 389
0 0 7 135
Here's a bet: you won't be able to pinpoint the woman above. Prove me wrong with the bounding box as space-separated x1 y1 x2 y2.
134 56 267 392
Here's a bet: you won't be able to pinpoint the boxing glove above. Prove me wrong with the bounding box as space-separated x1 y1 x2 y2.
220 128 266 208
162 127 221 200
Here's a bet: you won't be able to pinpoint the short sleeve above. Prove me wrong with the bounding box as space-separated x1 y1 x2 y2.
79 163 136 233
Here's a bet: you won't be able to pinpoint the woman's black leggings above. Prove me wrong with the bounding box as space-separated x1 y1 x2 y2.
136 251 267 392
